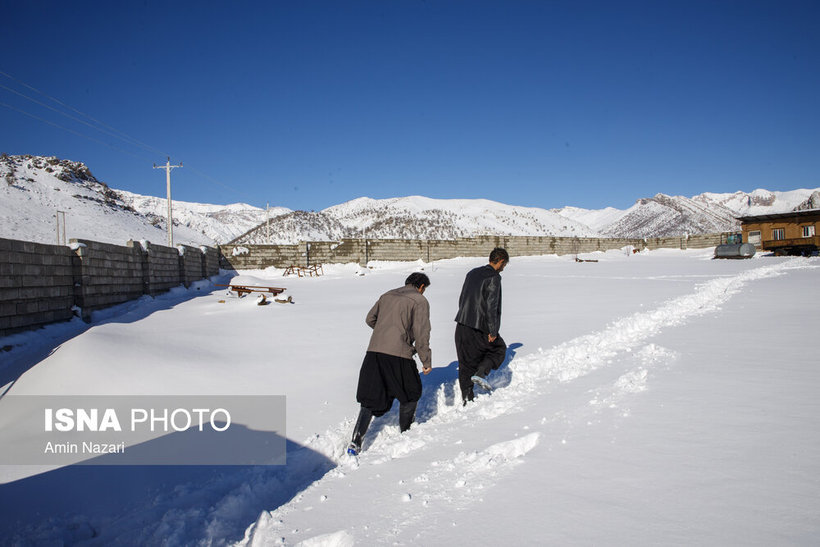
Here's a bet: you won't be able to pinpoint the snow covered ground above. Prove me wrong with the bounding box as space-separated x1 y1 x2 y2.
0 249 818 545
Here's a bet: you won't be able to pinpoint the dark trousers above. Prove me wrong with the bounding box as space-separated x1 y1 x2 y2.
350 400 418 448
351 351 422 448
455 323 506 403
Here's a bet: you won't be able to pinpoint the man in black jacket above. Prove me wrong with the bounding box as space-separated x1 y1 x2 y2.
454 247 509 404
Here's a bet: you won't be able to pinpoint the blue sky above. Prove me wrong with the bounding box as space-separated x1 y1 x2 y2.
1 1 818 211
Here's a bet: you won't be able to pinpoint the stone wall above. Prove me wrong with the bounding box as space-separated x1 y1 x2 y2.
1 237 220 336
220 233 728 270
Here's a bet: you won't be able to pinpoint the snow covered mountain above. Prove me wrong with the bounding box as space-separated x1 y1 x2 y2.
231 196 597 244
116 190 286 245
0 155 277 246
600 193 740 238
694 188 818 217
0 155 217 246
2 155 818 246
328 196 596 238
556 189 820 238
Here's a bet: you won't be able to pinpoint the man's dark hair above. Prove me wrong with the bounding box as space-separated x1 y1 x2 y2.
489 247 509 264
405 272 430 288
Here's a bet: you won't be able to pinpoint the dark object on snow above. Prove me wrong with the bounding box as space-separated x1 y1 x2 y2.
714 243 756 259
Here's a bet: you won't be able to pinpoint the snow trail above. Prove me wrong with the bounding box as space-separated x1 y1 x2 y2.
235 258 814 545
7 257 812 545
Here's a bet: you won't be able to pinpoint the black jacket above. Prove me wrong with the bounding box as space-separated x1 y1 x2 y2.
454 264 502 337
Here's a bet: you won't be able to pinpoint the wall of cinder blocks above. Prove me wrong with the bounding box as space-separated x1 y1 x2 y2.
0 238 76 335
219 233 728 270
0 237 220 336
2 233 727 336
71 239 145 319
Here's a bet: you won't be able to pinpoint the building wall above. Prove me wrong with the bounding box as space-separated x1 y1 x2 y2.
741 212 820 248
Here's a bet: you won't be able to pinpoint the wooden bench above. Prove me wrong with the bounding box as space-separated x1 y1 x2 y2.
283 264 324 277
216 284 287 297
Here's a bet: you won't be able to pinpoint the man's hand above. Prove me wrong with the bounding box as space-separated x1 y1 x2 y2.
422 366 432 375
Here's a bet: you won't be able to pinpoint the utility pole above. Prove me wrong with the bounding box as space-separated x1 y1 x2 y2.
153 157 182 247
56 210 66 245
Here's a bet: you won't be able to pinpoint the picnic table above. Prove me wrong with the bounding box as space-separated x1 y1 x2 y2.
216 284 287 297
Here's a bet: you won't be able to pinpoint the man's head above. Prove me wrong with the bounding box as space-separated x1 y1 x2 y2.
405 272 431 293
489 247 509 272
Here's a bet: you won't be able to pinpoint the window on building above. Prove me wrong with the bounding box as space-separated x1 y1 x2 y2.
802 225 816 238
772 228 785 241
748 231 761 245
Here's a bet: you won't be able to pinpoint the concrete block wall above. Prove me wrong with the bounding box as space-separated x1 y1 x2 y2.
367 239 431 262
1 237 220 336
71 239 144 321
0 238 76 334
137 241 180 296
202 246 220 278
218 244 301 270
686 234 724 248
218 233 729 271
178 244 203 288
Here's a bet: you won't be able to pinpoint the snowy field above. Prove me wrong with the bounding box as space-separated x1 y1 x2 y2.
0 248 818 545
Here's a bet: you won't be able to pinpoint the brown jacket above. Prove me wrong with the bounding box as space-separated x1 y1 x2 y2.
366 284 431 369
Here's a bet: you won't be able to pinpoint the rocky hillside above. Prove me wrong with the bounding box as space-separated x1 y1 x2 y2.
794 190 820 211
601 193 740 238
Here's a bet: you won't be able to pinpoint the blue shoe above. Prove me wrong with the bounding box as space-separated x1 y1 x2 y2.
347 442 360 456
471 375 493 391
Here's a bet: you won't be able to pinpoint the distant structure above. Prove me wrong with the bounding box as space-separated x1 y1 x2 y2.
738 209 820 256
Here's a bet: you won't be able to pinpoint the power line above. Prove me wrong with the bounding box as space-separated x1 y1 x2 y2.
0 100 151 162
185 164 246 195
0 81 166 160
0 69 259 202
0 69 169 158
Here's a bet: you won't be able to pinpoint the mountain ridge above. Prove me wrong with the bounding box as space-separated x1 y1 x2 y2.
2 154 818 247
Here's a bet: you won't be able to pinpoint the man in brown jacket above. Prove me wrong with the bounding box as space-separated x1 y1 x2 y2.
348 272 432 456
